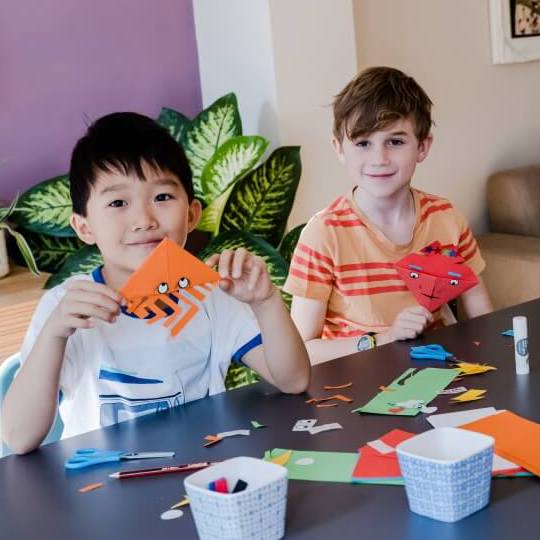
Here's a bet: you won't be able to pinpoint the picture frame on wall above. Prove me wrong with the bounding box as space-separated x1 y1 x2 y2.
489 0 540 63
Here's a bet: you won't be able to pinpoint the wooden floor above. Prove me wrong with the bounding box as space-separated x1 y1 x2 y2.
0 266 49 364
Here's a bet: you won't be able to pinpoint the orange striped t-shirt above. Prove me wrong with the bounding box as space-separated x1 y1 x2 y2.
283 188 485 339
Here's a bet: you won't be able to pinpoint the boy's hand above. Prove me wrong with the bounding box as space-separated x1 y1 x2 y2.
45 280 122 339
382 305 433 343
206 248 275 305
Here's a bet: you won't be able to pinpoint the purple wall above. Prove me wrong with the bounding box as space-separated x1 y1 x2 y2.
0 0 201 202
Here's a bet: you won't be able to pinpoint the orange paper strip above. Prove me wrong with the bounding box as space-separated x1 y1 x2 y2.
333 394 353 403
316 403 338 408
78 482 104 493
323 382 353 390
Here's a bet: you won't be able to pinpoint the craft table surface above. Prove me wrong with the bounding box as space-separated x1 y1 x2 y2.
1 299 540 539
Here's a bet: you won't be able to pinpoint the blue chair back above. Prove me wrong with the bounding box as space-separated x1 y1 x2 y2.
0 353 64 457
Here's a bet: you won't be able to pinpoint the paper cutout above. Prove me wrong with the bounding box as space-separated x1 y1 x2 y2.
452 362 497 375
501 329 514 337
461 410 540 476
394 242 479 311
171 496 190 509
324 382 352 390
293 419 317 431
378 385 395 392
308 423 343 435
426 407 498 429
316 403 338 408
161 509 184 520
352 429 416 485
295 458 315 466
203 435 223 447
439 386 468 395
216 429 250 438
250 420 266 429
267 449 292 466
473 341 481 346
78 482 104 493
306 394 353 405
264 449 357 483
119 238 220 338
420 405 438 414
450 389 486 403
353 367 458 416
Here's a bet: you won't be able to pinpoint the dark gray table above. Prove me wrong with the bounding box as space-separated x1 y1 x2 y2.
2 300 540 539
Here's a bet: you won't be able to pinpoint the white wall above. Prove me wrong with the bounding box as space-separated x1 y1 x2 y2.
192 0 358 228
354 0 540 232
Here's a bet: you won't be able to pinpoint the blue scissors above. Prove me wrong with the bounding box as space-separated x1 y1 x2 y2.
65 448 175 470
409 344 454 361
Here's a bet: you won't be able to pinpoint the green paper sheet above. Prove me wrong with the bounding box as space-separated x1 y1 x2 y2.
352 367 458 416
264 448 358 483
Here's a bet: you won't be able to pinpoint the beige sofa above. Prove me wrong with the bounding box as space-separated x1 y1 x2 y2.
477 165 540 310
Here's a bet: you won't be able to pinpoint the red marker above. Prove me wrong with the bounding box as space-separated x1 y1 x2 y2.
109 461 217 480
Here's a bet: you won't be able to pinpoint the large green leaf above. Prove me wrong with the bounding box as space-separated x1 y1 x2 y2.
219 147 301 247
199 231 289 290
157 107 192 145
1 223 40 275
11 175 75 237
182 93 242 201
45 245 103 289
279 223 306 265
224 363 260 391
197 187 232 234
10 231 84 273
200 136 268 205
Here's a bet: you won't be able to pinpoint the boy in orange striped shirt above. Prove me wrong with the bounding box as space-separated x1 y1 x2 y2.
283 67 492 364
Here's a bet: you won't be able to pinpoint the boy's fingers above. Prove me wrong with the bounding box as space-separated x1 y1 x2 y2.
67 291 121 315
205 253 219 267
218 249 233 278
67 280 122 303
247 259 262 290
231 248 248 279
67 301 118 322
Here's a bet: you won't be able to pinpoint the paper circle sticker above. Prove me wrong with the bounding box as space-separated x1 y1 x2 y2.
161 509 184 520
295 458 315 466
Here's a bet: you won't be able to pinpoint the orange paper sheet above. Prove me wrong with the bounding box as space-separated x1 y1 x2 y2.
461 410 540 476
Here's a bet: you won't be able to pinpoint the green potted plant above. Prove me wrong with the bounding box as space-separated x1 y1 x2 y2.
0 195 39 278
9 93 306 388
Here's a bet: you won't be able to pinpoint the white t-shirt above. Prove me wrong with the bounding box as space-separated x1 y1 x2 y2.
20 267 261 439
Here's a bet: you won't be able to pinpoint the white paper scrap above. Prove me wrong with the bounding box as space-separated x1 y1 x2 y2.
366 439 395 454
426 407 498 429
308 422 343 435
217 429 250 438
439 386 468 395
293 419 318 432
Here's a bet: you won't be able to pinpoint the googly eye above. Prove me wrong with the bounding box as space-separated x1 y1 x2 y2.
157 282 169 294
178 277 190 289
449 279 459 286
409 272 419 279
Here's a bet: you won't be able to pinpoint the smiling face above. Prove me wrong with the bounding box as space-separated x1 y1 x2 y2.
395 250 479 312
332 117 432 200
70 162 201 290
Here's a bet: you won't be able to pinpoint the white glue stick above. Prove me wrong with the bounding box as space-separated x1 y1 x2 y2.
512 316 529 375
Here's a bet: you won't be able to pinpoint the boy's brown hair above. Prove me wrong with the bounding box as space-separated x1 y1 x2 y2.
333 66 433 143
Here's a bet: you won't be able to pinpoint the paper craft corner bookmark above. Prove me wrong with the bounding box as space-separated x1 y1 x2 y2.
119 238 220 338
394 241 479 312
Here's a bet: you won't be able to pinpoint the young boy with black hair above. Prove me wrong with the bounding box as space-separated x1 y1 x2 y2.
2 112 310 453
284 67 492 364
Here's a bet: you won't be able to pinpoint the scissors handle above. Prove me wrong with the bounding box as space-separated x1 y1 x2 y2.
65 448 125 470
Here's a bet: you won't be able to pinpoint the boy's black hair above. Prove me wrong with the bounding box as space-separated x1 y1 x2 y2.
69 112 194 215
